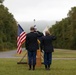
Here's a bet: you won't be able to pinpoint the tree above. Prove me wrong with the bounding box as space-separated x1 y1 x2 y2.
0 4 17 51
0 0 4 4
49 7 76 50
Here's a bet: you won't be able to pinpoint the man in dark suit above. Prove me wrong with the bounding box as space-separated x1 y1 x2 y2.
40 31 56 70
25 26 40 70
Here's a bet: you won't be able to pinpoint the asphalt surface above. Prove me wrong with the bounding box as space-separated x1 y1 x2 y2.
0 50 76 60
0 50 18 58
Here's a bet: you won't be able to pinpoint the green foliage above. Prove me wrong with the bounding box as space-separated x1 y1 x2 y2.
0 4 17 51
0 0 4 3
49 7 76 50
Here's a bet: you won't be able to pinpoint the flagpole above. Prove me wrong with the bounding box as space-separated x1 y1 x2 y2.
33 19 42 67
34 19 35 25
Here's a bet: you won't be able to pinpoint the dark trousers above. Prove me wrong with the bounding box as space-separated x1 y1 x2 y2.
28 51 36 65
44 52 52 65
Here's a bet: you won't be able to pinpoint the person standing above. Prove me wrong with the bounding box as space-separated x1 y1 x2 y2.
25 26 40 70
40 31 56 70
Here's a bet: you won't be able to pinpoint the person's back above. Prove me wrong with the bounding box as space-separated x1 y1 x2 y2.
41 35 56 52
40 31 56 70
25 26 40 70
26 31 39 51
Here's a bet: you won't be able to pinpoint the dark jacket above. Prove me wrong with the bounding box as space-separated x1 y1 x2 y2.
34 31 44 41
40 35 56 52
25 32 39 51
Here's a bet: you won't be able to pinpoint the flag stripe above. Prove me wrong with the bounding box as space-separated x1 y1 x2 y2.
17 32 26 45
17 24 26 54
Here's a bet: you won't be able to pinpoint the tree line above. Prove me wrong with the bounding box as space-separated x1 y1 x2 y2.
0 0 76 51
49 7 76 50
0 0 17 51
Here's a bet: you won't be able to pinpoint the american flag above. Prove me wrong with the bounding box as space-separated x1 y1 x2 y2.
17 24 26 54
34 25 37 31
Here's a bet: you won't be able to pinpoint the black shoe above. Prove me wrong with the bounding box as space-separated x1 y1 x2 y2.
47 68 50 70
33 68 35 70
28 65 31 70
47 65 50 70
33 65 35 70
45 65 47 70
28 68 31 70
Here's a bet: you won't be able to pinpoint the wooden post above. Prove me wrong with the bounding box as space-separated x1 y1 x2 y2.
36 49 42 67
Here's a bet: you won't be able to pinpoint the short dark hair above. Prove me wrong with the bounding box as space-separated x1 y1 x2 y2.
45 31 50 35
30 26 34 31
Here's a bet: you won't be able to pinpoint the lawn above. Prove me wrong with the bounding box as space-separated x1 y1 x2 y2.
0 49 76 75
15 49 76 58
53 49 76 58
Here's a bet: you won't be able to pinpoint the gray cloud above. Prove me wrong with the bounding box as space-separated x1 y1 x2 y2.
4 0 76 21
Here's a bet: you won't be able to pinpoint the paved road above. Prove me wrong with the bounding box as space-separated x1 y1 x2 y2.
0 50 76 60
0 50 18 58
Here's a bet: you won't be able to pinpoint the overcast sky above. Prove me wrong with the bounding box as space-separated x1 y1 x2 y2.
4 0 76 22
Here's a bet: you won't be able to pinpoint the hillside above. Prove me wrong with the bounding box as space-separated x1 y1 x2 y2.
19 20 56 33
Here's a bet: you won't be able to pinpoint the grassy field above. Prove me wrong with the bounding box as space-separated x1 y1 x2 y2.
15 49 76 58
53 49 76 58
0 49 76 75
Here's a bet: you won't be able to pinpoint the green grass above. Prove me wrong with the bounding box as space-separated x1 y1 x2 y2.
15 49 76 58
0 49 76 75
0 58 76 75
53 49 76 58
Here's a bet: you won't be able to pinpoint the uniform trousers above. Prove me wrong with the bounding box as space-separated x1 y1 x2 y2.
44 52 52 65
28 51 37 65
